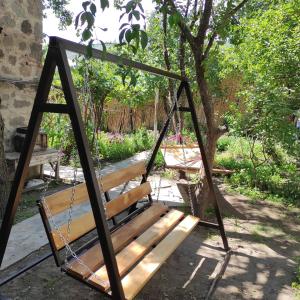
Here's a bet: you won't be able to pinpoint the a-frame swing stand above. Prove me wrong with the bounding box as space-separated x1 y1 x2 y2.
0 37 229 300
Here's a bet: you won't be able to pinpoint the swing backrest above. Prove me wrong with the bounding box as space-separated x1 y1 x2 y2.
39 161 151 252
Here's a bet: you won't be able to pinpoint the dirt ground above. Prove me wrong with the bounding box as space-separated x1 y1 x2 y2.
0 184 299 300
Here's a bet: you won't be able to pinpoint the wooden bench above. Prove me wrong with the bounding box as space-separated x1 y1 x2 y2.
161 145 234 175
6 148 61 181
38 161 199 300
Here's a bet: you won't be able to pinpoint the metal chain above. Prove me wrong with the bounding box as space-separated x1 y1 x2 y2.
41 198 105 285
64 154 78 263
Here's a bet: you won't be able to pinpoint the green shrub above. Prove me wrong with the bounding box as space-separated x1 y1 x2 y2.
154 150 165 168
217 135 234 152
97 128 154 162
216 135 300 207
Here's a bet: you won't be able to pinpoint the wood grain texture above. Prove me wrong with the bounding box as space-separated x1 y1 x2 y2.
51 182 152 250
66 204 168 279
88 209 184 290
105 182 152 219
43 161 146 216
43 182 89 216
100 161 146 192
51 211 96 250
121 215 199 300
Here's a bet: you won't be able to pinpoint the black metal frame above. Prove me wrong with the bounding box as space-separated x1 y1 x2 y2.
0 36 229 299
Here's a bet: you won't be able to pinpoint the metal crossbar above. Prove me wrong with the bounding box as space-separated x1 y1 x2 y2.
51 36 184 81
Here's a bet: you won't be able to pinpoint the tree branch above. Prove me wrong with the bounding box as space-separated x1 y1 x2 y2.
203 0 249 60
196 0 213 43
166 0 195 45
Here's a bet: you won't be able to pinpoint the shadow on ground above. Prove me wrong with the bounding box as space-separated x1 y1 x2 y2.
0 184 299 300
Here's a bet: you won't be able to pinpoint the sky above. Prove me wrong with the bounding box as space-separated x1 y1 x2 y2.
43 0 155 43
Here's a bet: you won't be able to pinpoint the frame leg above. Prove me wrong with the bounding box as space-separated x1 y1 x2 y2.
184 81 229 251
0 48 57 267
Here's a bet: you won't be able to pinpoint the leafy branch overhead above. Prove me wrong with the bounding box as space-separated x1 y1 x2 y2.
118 0 148 53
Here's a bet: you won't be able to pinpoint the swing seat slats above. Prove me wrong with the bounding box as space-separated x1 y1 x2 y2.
100 161 146 192
121 215 199 300
41 161 150 251
105 182 151 219
87 209 185 291
51 211 97 251
40 161 201 299
42 160 147 216
66 203 168 279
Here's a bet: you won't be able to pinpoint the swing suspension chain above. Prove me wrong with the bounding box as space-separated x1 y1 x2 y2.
64 152 78 263
40 132 102 282
42 199 105 285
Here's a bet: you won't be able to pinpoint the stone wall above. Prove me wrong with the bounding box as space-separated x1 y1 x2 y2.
0 0 43 151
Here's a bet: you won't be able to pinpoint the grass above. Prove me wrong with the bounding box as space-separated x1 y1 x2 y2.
15 192 39 224
215 135 300 208
161 169 177 180
226 185 289 206
14 181 68 224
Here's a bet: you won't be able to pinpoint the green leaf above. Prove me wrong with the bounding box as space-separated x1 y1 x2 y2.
82 28 92 41
90 3 96 16
137 3 144 13
81 11 87 26
82 1 90 11
132 10 140 20
131 26 139 39
100 40 106 52
130 73 137 86
119 28 126 43
132 24 140 31
119 12 126 21
140 30 148 49
86 39 94 57
100 0 109 10
119 23 129 30
125 0 135 13
168 12 181 27
85 12 95 28
125 29 132 43
75 13 81 29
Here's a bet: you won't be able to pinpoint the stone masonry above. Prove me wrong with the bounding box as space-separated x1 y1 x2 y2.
0 0 43 151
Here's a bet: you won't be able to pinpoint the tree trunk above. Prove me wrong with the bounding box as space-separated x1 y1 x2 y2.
190 49 219 218
0 111 9 223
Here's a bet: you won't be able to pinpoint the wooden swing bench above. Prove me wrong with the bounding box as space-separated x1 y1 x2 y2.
39 161 200 299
